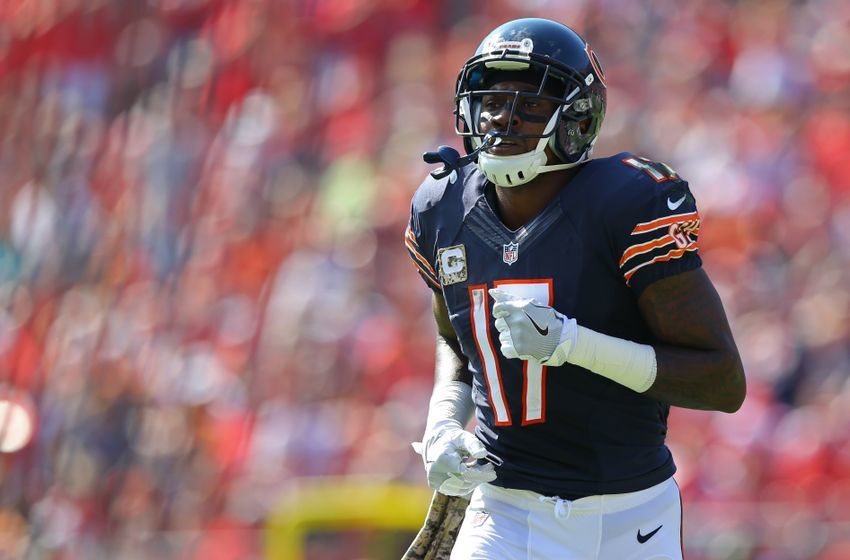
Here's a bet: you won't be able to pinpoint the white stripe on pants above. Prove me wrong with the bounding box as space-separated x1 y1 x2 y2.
451 477 683 560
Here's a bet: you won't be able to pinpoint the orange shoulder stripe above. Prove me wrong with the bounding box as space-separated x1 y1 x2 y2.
404 226 438 277
619 234 675 267
409 258 441 289
405 240 440 282
623 243 698 283
631 212 699 235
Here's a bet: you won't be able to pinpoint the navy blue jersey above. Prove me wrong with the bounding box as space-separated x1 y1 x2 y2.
405 152 702 498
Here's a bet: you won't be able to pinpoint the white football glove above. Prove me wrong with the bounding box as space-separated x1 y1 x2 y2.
412 426 497 496
489 288 578 367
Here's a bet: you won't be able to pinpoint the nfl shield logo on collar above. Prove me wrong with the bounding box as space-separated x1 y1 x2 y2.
502 242 519 265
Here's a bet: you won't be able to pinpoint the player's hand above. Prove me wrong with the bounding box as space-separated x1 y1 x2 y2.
489 288 578 367
412 427 497 496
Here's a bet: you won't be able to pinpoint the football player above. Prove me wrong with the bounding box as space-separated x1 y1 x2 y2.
404 18 746 560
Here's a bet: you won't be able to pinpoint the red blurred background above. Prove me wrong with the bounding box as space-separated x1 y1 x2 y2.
0 1 849 558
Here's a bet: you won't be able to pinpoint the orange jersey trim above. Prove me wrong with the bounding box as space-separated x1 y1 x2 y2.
493 277 555 304
493 278 552 425
469 285 512 426
631 212 699 235
623 244 698 283
408 258 441 289
404 226 438 277
619 234 675 268
520 360 547 426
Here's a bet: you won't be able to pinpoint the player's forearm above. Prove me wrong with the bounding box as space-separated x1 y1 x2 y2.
644 344 745 412
636 269 746 413
432 292 472 386
435 334 472 386
564 324 745 412
540 318 744 412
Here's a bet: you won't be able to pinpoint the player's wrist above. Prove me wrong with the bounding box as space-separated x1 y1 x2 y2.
424 381 475 432
541 315 577 366
565 325 657 393
422 381 475 456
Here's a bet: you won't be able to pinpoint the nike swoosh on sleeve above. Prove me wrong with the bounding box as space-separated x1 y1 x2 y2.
667 195 686 210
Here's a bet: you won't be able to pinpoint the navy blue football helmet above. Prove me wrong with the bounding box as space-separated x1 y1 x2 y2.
454 18 607 186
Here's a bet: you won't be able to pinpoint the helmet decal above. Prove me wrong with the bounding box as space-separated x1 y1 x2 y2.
482 37 534 55
480 37 535 71
585 43 607 87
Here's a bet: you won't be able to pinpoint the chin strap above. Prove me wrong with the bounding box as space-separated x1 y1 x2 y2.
536 154 591 174
477 108 594 187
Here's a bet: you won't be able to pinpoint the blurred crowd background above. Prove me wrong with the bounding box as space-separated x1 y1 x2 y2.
0 0 848 558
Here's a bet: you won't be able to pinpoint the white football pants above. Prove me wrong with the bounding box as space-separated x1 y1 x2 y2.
451 477 683 560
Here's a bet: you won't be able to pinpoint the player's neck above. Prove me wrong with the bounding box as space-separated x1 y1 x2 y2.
493 167 579 231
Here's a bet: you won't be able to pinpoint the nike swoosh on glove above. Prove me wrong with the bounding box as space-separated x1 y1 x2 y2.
489 288 578 367
412 427 497 496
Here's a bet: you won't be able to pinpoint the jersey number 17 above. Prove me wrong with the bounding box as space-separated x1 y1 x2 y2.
469 279 553 427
